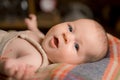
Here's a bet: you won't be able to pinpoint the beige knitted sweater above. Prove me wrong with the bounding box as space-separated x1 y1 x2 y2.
0 30 49 68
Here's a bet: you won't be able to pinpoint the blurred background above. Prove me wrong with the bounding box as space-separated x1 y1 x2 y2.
0 0 120 38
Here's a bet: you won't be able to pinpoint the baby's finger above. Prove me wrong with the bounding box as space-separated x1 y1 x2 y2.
24 18 30 23
4 62 18 77
13 64 26 80
6 66 18 77
22 65 35 80
29 14 36 20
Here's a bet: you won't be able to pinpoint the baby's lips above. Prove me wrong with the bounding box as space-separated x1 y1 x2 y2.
50 36 59 48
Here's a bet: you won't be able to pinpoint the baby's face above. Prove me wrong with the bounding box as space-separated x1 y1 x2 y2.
42 19 102 64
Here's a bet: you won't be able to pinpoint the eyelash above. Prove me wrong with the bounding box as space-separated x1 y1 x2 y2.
74 43 79 51
68 24 73 32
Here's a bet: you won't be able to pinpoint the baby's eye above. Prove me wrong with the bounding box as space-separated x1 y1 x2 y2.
68 24 73 32
74 43 79 51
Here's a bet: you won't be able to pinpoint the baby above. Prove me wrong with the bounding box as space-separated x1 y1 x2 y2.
0 14 108 80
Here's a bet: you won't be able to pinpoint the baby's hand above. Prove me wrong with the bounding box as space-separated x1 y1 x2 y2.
25 14 38 31
1 58 36 80
13 64 36 80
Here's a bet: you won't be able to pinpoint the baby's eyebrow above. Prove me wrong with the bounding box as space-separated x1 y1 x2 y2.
67 23 74 28
67 23 71 27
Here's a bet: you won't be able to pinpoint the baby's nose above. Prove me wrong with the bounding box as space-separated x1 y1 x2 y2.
62 33 74 43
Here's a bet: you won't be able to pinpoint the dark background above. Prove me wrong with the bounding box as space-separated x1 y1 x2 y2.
0 0 120 38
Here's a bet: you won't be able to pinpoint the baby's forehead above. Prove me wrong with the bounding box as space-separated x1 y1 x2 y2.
74 19 100 26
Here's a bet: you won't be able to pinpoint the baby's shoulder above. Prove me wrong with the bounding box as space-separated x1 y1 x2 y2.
3 37 38 57
23 30 43 43
9 37 36 50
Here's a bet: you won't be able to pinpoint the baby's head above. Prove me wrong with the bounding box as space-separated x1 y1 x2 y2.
42 19 108 64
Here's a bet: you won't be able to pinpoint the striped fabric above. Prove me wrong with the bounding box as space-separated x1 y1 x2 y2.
50 64 76 80
102 34 120 80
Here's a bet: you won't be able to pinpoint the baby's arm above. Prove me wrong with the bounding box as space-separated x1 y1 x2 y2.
25 14 44 38
0 38 42 80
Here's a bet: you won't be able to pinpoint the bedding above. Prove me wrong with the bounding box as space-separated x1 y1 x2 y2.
0 33 120 80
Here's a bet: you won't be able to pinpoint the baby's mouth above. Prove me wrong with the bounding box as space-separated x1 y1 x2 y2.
50 36 59 48
54 36 59 48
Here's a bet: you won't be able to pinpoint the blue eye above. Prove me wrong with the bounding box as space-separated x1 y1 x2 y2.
68 24 73 32
74 43 79 51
